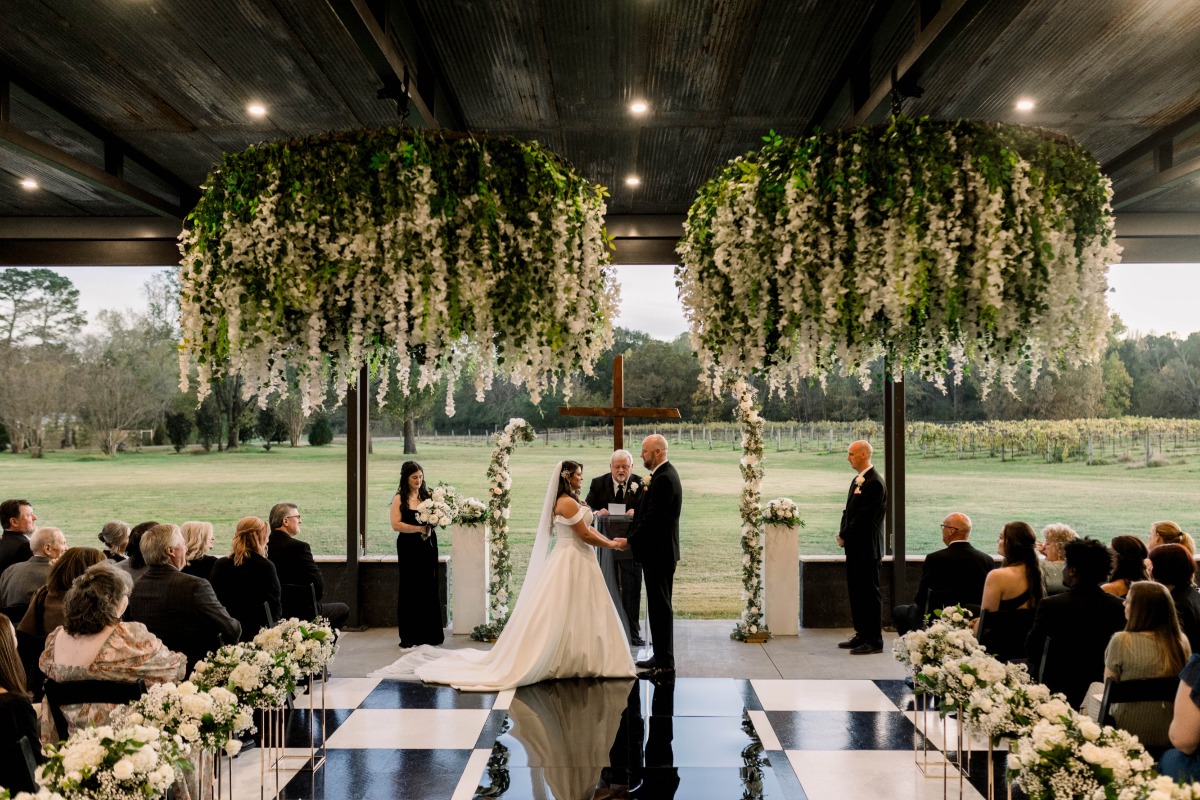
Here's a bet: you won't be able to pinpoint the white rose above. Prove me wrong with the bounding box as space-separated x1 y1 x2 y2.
1079 742 1104 764
1078 717 1101 741
112 759 136 781
961 673 976 688
177 681 198 695
224 739 243 757
178 723 200 741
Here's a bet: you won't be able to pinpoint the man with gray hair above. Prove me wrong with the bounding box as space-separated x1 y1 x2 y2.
267 502 349 629
891 512 994 636
585 449 646 645
0 526 66 606
126 522 240 670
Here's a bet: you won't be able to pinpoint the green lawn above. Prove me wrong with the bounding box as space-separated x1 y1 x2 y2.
2 438 1196 617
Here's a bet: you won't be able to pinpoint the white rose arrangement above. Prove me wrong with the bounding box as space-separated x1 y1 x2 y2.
762 498 802 528
190 642 298 709
253 617 338 675
453 496 489 526
37 724 188 800
116 681 253 758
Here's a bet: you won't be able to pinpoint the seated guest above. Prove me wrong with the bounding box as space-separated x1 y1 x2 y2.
39 563 184 741
125 524 240 672
893 512 994 636
1161 653 1200 781
1083 581 1190 748
180 521 218 581
1102 535 1150 598
210 517 281 642
267 503 349 629
0 527 67 607
114 521 157 584
1038 523 1077 595
1026 537 1127 709
0 616 39 792
0 499 36 577
97 521 130 562
976 521 1044 626
17 547 106 699
1150 543 1200 653
1151 521 1196 556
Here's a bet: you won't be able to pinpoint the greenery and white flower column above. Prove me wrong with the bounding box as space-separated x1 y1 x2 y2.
678 118 1120 396
472 418 536 640
179 129 619 415
731 378 767 641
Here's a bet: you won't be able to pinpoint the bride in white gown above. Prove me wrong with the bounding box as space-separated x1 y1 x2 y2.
371 459 637 691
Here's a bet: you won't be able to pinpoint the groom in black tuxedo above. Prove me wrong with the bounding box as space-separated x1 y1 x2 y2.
629 433 682 677
837 440 887 655
585 449 646 645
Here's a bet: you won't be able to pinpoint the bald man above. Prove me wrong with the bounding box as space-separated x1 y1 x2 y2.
628 433 682 677
891 512 995 636
837 440 887 654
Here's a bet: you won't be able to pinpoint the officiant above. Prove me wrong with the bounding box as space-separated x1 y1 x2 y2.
586 449 645 646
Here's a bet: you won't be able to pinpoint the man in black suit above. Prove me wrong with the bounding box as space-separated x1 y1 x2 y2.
628 434 682 677
126 523 241 671
267 503 350 629
838 440 887 654
891 512 995 635
585 448 646 645
1026 537 1127 708
0 498 37 577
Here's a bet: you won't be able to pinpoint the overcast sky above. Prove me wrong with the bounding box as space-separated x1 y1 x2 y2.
12 261 1200 341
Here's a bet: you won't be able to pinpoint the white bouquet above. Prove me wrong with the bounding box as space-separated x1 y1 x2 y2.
761 498 803 528
1008 709 1156 800
190 642 298 709
116 681 253 757
254 617 338 674
454 496 488 526
38 723 188 800
414 496 453 533
959 663 1058 744
893 606 983 688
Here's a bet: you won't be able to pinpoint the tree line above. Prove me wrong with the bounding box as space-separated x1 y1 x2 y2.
0 268 1197 457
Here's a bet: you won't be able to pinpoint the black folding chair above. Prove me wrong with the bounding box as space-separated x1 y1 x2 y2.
976 607 1035 664
42 678 148 741
280 583 319 621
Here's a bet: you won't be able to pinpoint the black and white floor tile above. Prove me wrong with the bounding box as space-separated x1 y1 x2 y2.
228 676 996 799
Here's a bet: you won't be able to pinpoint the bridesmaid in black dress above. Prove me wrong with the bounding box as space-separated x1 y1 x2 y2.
390 460 445 648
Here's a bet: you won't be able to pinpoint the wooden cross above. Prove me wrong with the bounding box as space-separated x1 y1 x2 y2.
558 355 681 451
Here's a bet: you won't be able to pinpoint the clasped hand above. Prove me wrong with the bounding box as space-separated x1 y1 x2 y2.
610 537 629 551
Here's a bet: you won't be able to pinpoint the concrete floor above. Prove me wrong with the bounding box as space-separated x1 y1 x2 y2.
332 620 910 681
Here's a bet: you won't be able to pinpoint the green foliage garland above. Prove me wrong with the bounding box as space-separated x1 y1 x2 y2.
731 378 767 641
179 129 618 415
678 117 1120 397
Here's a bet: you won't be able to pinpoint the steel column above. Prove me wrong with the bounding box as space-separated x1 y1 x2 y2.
345 365 369 628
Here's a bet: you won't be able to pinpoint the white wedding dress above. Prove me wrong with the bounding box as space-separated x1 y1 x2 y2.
371 463 636 692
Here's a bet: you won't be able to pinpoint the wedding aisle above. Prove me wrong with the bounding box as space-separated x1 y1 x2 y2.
222 624 995 799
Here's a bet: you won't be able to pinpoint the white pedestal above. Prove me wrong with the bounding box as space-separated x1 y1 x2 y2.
764 522 800 635
451 523 489 634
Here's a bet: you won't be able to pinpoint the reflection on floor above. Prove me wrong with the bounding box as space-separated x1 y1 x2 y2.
229 676 998 799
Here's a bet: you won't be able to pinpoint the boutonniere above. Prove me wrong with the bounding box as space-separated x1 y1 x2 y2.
854 475 864 495
628 481 640 492
644 475 651 488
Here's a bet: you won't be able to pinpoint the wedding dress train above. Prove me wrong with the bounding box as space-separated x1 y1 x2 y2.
371 464 636 691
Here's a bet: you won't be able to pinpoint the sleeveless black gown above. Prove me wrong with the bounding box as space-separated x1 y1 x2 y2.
396 506 445 647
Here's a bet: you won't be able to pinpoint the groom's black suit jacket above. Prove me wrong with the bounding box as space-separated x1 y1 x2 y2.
628 461 681 565
839 467 886 562
584 472 644 513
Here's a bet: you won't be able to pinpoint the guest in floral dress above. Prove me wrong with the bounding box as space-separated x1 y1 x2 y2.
38 562 184 743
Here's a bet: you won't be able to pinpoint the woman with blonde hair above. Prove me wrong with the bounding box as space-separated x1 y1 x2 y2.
1039 523 1077 595
1085 581 1190 747
209 517 281 642
180 520 218 581
1151 521 1196 556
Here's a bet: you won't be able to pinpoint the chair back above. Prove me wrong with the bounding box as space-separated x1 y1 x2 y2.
1036 637 1052 683
42 678 149 741
15 629 48 702
263 601 276 628
977 607 1036 664
280 583 319 620
923 588 960 618
1 603 29 624
1097 675 1179 726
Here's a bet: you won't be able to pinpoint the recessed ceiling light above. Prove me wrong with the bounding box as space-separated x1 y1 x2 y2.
247 103 267 117
20 179 38 190
1015 98 1035 112
625 176 641 187
629 100 649 115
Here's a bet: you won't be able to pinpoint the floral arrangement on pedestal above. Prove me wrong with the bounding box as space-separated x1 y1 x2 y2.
762 498 802 528
960 665 1059 745
116 681 253 758
253 617 338 675
453 496 489 526
472 418 537 641
678 117 1120 398
178 129 619 416
891 605 982 678
37 724 188 800
190 642 298 709
1008 711 1155 800
731 378 767 642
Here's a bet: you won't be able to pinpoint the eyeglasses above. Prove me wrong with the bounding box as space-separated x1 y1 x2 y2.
941 524 960 533
285 515 301 521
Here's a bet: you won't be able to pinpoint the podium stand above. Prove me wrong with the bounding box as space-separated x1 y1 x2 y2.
764 522 800 635
451 523 488 634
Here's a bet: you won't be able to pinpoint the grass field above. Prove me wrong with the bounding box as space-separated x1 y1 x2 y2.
1 438 1196 617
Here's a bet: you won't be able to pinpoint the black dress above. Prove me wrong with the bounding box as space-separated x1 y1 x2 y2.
210 552 283 642
182 555 219 582
396 505 444 647
0 691 40 792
